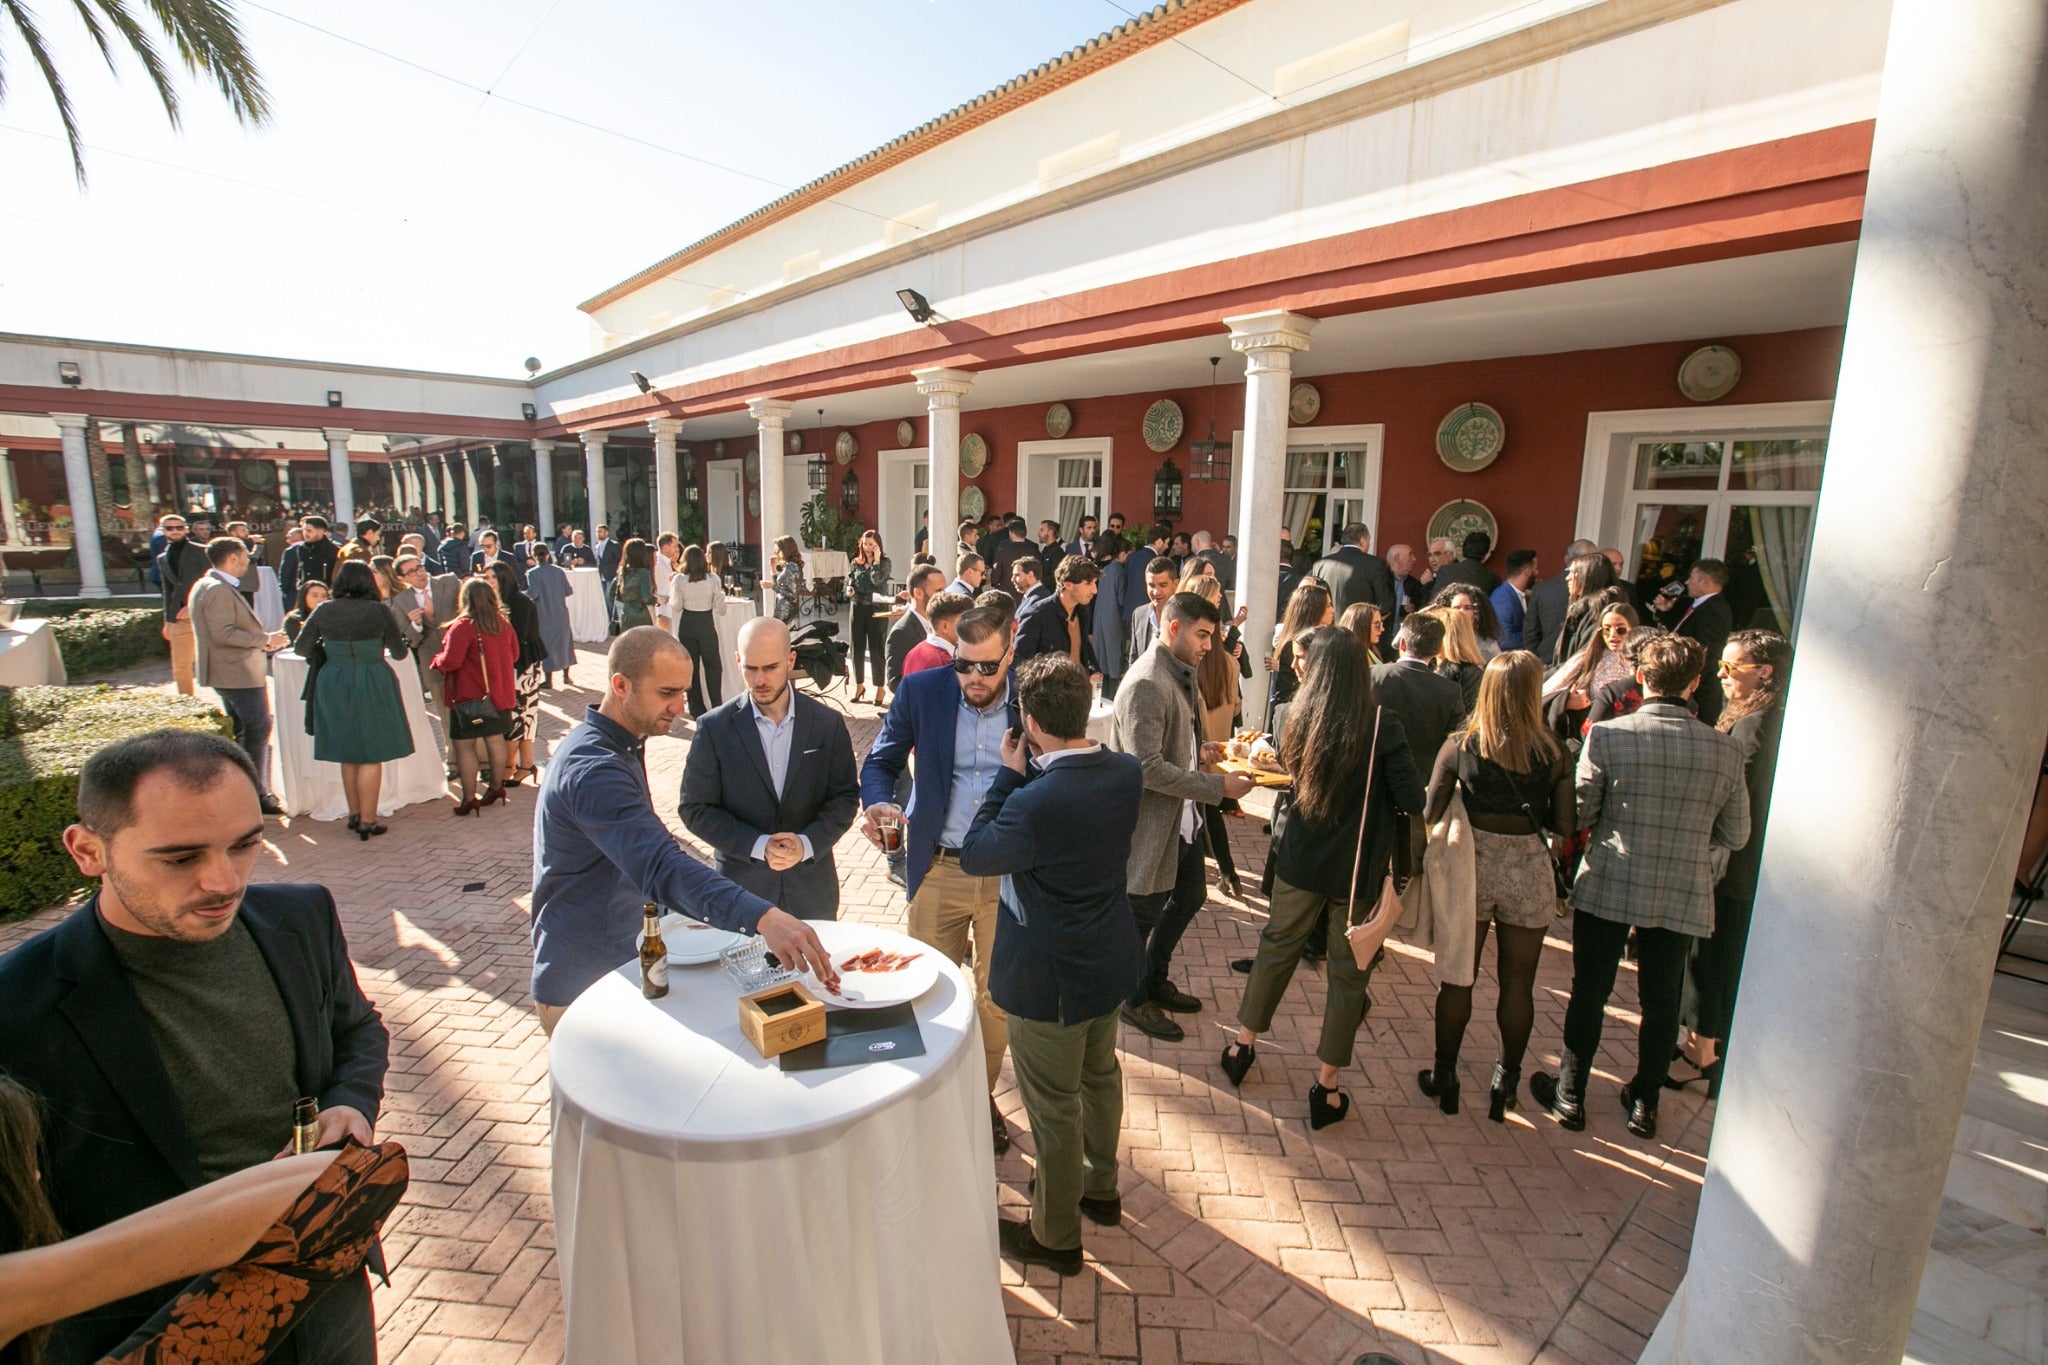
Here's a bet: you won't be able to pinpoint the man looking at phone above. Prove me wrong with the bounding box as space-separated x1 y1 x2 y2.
860 604 1021 1155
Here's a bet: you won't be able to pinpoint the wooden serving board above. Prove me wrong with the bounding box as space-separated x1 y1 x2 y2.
1211 758 1292 788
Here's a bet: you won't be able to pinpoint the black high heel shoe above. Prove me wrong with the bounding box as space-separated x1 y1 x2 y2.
1308 1081 1349 1130
1488 1062 1520 1123
1220 1041 1255 1088
1417 1068 1460 1116
346 814 361 834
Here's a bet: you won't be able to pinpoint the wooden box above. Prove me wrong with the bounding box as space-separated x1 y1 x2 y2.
738 981 827 1058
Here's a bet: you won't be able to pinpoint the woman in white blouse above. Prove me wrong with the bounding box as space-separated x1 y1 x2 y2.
652 533 682 629
670 543 728 717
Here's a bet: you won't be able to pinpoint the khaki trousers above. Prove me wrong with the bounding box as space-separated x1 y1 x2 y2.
164 618 196 695
1008 1010 1122 1250
536 1002 568 1037
909 858 1006 1090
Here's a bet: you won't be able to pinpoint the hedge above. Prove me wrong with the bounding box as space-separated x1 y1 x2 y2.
47 608 170 677
0 685 234 918
17 595 160 620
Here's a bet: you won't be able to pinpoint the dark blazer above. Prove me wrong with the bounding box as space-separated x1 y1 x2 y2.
0 887 388 1364
988 536 1035 591
1014 591 1093 670
680 692 859 920
559 542 598 568
1676 593 1736 723
1126 599 1159 666
1268 705 1426 906
860 665 1020 898
1308 545 1395 620
1013 582 1053 620
596 538 624 582
472 551 528 586
884 609 928 693
435 536 471 578
1371 658 1466 773
1524 573 1572 663
959 749 1146 1024
1719 705 1785 904
1431 556 1501 599
155 540 210 621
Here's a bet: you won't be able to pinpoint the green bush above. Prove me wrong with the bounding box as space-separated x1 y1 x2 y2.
47 608 169 677
0 685 233 917
16 595 161 620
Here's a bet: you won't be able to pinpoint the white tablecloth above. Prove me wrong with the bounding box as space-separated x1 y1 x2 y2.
807 548 850 580
714 594 758 669
0 619 66 685
1087 695 1116 745
550 921 1011 1365
567 567 610 643
268 650 447 820
253 566 284 633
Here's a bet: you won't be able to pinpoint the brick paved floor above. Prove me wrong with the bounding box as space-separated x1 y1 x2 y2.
4 647 1716 1364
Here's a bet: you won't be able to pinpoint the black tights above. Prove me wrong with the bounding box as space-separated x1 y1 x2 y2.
1432 920 1548 1078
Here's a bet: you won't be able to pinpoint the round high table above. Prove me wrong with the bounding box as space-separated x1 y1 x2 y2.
713 593 758 669
252 566 285 632
549 921 1012 1365
567 567 610 643
269 650 447 820
0 619 67 685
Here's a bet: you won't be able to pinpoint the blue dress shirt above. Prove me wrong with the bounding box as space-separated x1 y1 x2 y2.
746 695 814 863
531 706 774 1007
938 681 1013 848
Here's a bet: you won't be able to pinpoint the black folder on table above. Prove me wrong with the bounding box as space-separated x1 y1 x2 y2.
779 1002 926 1071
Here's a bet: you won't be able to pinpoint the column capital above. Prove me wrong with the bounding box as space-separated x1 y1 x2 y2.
321 427 355 445
532 438 554 455
50 412 90 433
648 417 684 442
746 398 794 424
578 428 608 450
912 367 976 403
1223 310 1317 355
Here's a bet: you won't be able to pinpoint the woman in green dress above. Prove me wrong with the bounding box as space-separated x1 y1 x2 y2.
294 559 414 839
613 537 657 630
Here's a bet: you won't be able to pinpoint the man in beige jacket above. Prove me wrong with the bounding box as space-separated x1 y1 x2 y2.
189 535 288 816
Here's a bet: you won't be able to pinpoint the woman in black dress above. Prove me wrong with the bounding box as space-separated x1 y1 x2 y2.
294 561 412 839
1553 552 1620 665
282 580 328 645
847 529 893 705
486 561 548 786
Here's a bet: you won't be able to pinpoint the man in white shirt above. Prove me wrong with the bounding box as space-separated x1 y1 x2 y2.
1125 555 1179 666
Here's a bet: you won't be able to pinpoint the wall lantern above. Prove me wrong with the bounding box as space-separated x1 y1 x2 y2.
1187 357 1229 482
521 402 538 421
683 479 700 507
1153 458 1183 520
840 468 860 514
896 288 936 324
326 390 343 407
57 361 82 387
807 408 829 491
630 371 654 395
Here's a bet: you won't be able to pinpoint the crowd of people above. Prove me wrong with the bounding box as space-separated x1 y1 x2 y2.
0 493 1792 1358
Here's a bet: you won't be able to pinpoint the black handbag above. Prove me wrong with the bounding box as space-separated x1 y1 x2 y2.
448 630 511 739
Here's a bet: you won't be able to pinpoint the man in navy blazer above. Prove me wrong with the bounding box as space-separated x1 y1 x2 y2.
0 730 389 1365
861 602 1020 1152
682 618 859 920
959 655 1143 1276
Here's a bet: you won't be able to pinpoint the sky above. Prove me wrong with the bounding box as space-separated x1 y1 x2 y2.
0 0 1138 378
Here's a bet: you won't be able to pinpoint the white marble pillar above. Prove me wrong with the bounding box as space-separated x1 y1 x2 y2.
146 453 162 511
462 449 482 530
0 449 20 547
913 369 973 566
1644 0 2048 1359
323 428 354 531
747 398 793 558
273 457 291 511
580 431 608 541
533 442 555 542
1226 311 1314 728
53 413 109 597
649 418 681 543
438 455 458 526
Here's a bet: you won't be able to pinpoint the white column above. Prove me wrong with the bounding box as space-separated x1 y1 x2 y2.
533 442 555 541
0 449 20 547
580 431 608 540
438 455 458 525
1646 0 2048 1358
53 413 109 598
747 398 793 560
913 369 974 567
323 428 354 531
145 452 162 512
649 418 681 542
1226 311 1315 727
462 449 482 529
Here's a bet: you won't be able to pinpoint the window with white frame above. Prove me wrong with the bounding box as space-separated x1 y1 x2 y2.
1282 446 1371 559
1055 455 1102 539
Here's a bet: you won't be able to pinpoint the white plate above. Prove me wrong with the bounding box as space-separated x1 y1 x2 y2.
661 915 746 965
805 941 941 1010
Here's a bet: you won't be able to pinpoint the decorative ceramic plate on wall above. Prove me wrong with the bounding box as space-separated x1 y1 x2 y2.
1678 345 1742 402
744 450 760 482
960 485 986 521
1143 398 1184 452
747 488 761 516
1436 402 1506 473
787 430 804 454
835 431 857 465
959 433 989 478
896 419 915 448
1046 402 1073 438
1427 498 1497 552
1288 383 1321 425
238 461 275 490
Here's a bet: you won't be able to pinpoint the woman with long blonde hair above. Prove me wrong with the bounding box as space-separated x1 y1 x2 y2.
1420 605 1485 712
1416 651 1575 1121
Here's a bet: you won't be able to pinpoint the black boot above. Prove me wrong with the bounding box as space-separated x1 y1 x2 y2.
1416 1057 1460 1115
1530 1049 1587 1131
1488 1061 1520 1123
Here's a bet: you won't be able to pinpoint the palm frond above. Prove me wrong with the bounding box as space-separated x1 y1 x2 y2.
1 0 87 183
88 0 181 127
141 0 269 127
66 0 113 69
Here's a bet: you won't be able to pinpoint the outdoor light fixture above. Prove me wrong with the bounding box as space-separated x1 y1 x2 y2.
807 407 829 492
1188 357 1229 482
327 390 343 407
630 371 654 395
683 479 700 507
524 356 542 376
522 402 538 421
1153 457 1183 520
840 468 860 514
896 288 936 324
57 361 81 386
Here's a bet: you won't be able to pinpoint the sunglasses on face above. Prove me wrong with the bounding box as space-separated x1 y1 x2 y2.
1603 623 1632 636
1717 659 1759 676
952 657 1004 677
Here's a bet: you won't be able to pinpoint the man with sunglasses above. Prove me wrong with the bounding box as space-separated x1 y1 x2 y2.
860 603 1022 1156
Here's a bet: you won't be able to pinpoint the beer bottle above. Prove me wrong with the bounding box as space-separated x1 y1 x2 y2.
640 903 669 999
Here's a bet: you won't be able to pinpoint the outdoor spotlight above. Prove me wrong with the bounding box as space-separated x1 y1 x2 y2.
630 371 654 395
57 361 81 386
327 390 343 407
896 288 936 324
522 402 538 421
524 356 542 376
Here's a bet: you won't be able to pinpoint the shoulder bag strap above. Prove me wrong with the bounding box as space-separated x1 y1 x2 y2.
1345 706 1386 929
476 626 493 703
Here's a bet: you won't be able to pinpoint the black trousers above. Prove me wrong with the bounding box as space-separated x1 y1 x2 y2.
1127 834 1206 1004
1562 910 1691 1097
674 609 722 717
850 609 889 688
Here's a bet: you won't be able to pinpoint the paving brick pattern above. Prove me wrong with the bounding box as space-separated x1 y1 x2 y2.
2 648 1715 1364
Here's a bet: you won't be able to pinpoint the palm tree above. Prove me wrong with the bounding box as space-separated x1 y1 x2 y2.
1 0 270 184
